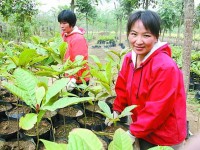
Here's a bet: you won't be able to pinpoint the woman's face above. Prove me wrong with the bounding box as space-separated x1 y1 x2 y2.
59 22 73 34
128 20 157 59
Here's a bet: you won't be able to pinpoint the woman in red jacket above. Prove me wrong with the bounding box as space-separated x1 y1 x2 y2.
106 10 186 150
58 10 89 97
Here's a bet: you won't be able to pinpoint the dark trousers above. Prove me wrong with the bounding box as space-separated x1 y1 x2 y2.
138 138 156 150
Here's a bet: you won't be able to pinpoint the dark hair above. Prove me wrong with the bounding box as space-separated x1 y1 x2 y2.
58 10 77 27
127 10 161 39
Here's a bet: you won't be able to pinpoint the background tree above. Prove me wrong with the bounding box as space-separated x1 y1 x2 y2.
158 0 184 41
0 0 38 40
182 0 194 95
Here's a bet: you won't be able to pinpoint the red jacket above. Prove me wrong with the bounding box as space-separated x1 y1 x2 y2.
62 26 89 83
113 42 186 145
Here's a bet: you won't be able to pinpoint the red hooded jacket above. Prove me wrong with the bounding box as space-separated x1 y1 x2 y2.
62 26 89 83
113 42 186 146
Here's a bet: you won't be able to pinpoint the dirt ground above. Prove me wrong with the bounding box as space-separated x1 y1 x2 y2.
88 39 200 138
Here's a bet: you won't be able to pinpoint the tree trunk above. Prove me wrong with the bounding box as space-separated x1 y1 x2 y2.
119 17 122 44
182 0 194 95
71 0 75 12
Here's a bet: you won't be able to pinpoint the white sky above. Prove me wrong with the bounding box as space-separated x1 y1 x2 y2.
38 0 200 12
38 0 70 12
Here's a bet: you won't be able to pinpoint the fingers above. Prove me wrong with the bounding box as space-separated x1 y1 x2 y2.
104 118 113 126
107 121 113 126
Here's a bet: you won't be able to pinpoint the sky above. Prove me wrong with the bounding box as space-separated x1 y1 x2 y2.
38 0 70 12
38 0 200 12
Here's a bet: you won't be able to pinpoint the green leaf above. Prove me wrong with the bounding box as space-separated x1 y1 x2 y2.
18 49 37 66
88 85 102 96
35 70 59 77
67 128 103 150
30 36 40 44
119 105 137 118
108 128 133 150
36 86 45 105
51 53 62 64
19 113 37 130
105 62 112 86
9 56 19 66
14 68 38 103
42 97 93 111
40 139 67 150
45 78 70 103
97 101 112 118
37 110 46 124
89 55 102 69
30 56 47 65
148 146 174 150
59 42 67 61
2 81 29 103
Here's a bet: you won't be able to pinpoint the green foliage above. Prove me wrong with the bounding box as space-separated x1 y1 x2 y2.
90 59 114 96
0 0 38 40
171 46 182 68
40 139 67 150
97 101 136 124
148 146 174 150
158 0 184 32
109 128 133 150
19 113 37 130
41 128 133 150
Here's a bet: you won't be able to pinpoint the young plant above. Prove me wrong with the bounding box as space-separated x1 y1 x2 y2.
40 128 133 150
97 101 136 126
90 55 115 97
2 68 93 150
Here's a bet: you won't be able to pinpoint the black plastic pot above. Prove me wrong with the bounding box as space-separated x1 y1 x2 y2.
5 105 31 120
54 120 80 141
0 102 13 120
43 110 58 126
194 82 200 90
195 91 200 101
23 120 51 143
102 122 129 143
58 104 84 121
77 114 106 131
0 120 19 141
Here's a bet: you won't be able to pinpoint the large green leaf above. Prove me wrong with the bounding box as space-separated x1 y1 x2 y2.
67 128 103 150
14 68 38 103
45 78 70 103
18 49 37 66
42 97 93 111
108 128 133 150
19 113 37 130
40 139 67 150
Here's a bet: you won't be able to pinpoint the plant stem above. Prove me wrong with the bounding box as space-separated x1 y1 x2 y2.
17 98 20 150
36 115 39 150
